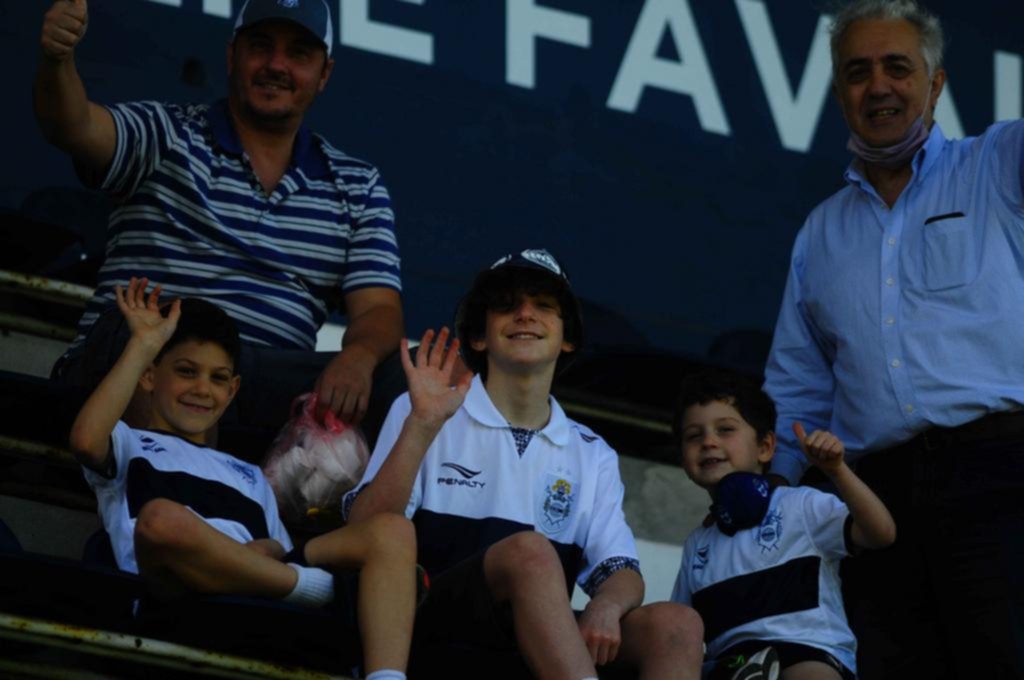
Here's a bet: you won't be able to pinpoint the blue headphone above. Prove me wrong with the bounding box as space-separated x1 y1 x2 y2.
711 472 774 536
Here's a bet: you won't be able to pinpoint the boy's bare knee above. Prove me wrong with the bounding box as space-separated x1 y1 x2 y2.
624 602 704 657
363 512 417 561
490 531 560 573
484 531 562 597
134 498 195 551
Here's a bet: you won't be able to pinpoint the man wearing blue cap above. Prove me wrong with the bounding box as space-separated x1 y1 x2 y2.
346 249 704 680
34 0 403 441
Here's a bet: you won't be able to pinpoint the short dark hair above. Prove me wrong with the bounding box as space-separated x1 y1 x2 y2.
673 368 776 443
154 298 242 373
456 266 582 379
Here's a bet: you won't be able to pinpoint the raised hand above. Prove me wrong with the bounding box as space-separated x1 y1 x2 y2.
41 0 89 61
793 421 846 476
402 327 472 429
114 277 181 353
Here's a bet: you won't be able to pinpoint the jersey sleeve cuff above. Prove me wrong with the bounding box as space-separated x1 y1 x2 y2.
581 556 641 597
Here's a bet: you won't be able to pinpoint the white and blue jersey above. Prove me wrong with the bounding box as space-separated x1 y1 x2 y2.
73 99 401 352
344 375 640 596
671 486 856 673
84 421 292 574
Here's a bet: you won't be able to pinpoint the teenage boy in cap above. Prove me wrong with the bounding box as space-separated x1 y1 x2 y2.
346 250 703 679
70 277 417 680
35 0 404 442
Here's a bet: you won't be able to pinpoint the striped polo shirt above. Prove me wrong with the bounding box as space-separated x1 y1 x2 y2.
73 99 401 350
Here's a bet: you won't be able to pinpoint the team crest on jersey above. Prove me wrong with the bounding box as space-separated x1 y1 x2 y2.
278 0 300 8
226 459 257 487
693 545 710 572
757 509 783 553
538 474 575 533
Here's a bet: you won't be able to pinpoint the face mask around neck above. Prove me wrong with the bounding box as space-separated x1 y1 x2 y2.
847 115 930 169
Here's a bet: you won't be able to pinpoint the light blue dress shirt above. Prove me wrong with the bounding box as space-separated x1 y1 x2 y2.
765 121 1024 483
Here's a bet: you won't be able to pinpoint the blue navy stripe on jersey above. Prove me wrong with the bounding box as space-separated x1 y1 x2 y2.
126 457 271 540
414 509 583 595
693 555 822 643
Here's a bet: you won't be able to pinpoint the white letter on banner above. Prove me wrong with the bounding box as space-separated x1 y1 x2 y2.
607 0 730 136
996 51 1022 122
735 0 832 153
145 0 229 18
203 0 231 18
341 0 433 65
934 81 964 139
506 0 590 89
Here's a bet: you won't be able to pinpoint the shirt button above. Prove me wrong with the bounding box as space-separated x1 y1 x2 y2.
886 277 895 286
888 237 896 246
885 317 895 326
905 404 915 413
891 359 901 368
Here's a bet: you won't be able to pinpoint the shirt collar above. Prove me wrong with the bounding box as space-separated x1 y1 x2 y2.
209 99 331 179
844 122 946 192
463 374 570 447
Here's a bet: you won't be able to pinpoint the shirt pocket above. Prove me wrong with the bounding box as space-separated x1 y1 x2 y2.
922 215 979 291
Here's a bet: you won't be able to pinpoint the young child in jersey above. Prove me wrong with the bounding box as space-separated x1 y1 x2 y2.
345 249 704 680
69 277 417 680
669 369 895 680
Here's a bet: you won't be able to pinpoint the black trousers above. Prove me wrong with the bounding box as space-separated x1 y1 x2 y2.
840 431 1024 679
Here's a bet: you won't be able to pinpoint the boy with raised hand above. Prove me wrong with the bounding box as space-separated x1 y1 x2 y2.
346 249 703 680
670 369 896 680
69 277 416 680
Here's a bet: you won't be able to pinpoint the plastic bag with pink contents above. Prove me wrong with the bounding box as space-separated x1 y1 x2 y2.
262 393 370 522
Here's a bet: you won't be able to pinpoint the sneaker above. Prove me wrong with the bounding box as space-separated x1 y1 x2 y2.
727 646 780 680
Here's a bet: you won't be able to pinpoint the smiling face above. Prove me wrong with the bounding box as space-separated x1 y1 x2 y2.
471 293 576 379
227 19 333 129
679 399 775 490
834 18 945 148
141 340 240 444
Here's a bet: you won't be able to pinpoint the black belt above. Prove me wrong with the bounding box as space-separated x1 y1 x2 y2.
893 410 1024 455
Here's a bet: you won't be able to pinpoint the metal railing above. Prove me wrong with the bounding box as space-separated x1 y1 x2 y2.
0 613 351 680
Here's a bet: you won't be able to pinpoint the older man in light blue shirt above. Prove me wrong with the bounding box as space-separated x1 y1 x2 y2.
768 119 1024 482
764 1 1024 678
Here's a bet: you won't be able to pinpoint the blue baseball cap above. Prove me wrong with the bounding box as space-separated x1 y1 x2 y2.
233 0 334 56
487 248 571 283
456 248 584 376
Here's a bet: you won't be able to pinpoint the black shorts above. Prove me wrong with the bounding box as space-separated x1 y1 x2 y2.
715 640 855 680
413 551 517 650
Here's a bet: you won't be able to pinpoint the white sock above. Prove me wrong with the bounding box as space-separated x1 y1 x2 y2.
282 564 334 607
365 671 406 680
